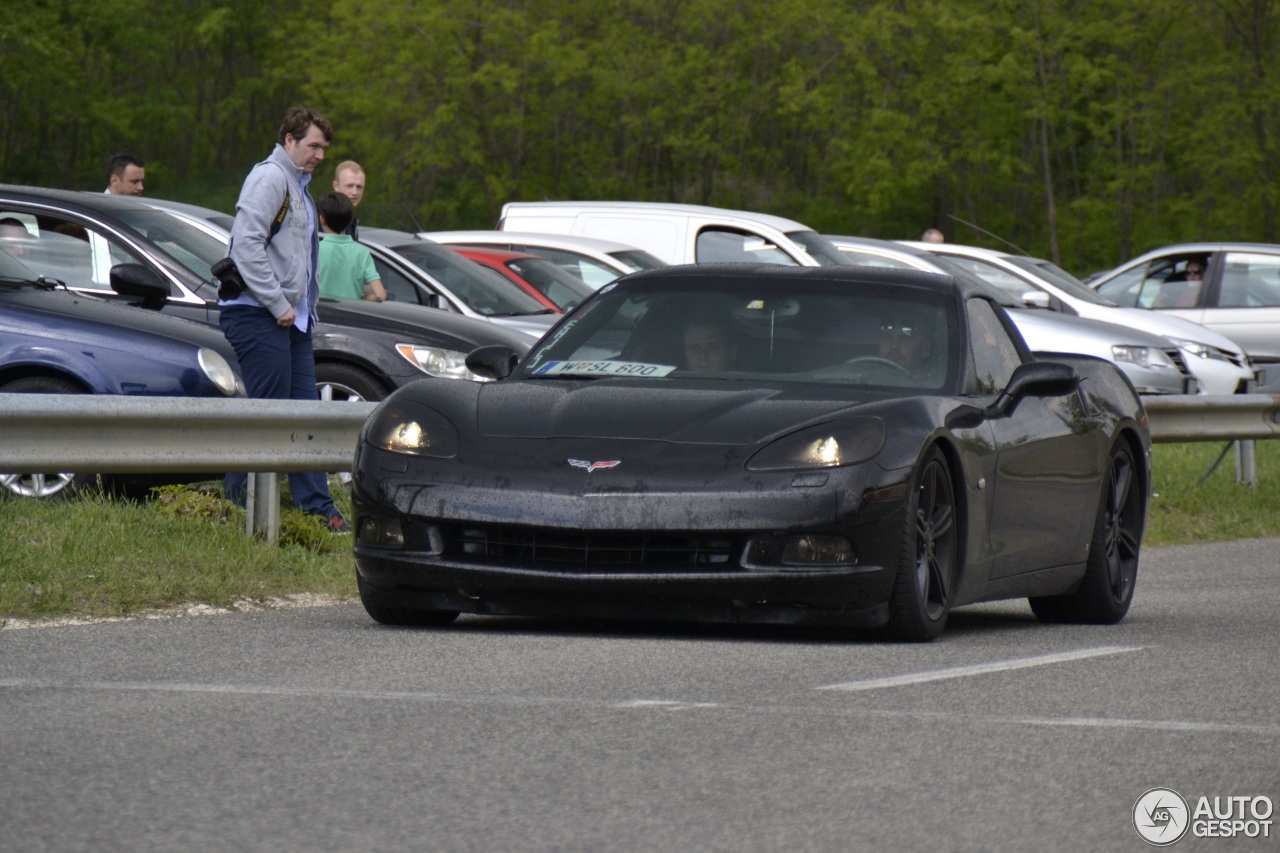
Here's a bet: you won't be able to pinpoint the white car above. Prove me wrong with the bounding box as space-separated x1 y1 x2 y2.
419 230 667 288
497 201 849 267
901 241 1255 395
823 235 1195 395
1088 242 1280 393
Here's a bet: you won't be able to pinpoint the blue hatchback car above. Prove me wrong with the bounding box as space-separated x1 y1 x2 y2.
0 247 243 498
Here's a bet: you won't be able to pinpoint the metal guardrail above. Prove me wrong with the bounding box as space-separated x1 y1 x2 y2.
1 392 1277 537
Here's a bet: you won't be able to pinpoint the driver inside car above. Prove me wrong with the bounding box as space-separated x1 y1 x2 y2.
877 310 934 376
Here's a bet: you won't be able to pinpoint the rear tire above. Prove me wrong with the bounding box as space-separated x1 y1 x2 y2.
885 446 959 642
1029 441 1142 624
357 575 460 627
0 376 96 500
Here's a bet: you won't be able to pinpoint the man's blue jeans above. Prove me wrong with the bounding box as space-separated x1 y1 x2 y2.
220 304 337 517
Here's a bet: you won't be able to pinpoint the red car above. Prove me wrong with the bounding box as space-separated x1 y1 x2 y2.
453 246 595 312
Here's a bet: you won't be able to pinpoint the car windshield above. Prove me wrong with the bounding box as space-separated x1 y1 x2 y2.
607 249 667 273
0 242 43 284
505 256 595 310
519 276 958 391
1004 256 1116 306
111 208 228 273
788 231 853 267
390 242 552 316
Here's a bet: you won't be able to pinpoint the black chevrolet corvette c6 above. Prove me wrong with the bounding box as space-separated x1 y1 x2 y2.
351 264 1151 641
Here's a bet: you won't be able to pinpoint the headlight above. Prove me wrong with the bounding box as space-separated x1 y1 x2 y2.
1169 338 1229 362
746 417 885 472
197 347 241 396
364 399 459 458
1111 345 1177 370
395 344 491 381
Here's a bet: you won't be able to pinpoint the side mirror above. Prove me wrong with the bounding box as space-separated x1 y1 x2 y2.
109 263 169 310
986 361 1079 417
466 344 520 381
1020 291 1052 309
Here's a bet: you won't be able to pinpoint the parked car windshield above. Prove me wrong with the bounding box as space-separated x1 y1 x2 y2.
111 208 230 279
1004 255 1116 306
389 242 552 316
607 249 667 273
519 276 959 391
788 231 854 267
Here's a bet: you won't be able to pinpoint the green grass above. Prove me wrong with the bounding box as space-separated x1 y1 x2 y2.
2 442 1278 623
0 482 355 623
1146 440 1280 544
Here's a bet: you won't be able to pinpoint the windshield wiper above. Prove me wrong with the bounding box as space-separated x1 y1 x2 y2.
34 275 69 291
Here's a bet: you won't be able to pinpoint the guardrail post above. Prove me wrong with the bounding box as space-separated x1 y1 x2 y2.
1236 440 1258 487
245 473 281 543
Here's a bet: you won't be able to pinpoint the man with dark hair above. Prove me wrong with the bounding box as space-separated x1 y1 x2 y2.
219 106 347 532
317 191 386 302
105 153 145 195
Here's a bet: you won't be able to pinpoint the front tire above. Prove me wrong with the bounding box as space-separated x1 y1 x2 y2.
1030 441 1142 624
885 446 959 642
357 575 460 627
316 363 389 403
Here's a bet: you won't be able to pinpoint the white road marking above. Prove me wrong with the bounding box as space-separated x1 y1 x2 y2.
3 674 1277 735
815 645 1145 692
615 699 719 710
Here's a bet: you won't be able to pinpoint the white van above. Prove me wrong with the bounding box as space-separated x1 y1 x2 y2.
498 201 849 268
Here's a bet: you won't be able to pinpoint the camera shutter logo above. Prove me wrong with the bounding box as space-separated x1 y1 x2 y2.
1134 788 1191 846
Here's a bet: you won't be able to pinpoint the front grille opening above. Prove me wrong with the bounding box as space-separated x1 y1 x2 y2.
453 526 738 571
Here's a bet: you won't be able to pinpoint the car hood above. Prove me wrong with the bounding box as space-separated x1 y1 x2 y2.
490 313 559 341
1 285 241 367
474 379 877 445
317 299 532 352
1080 305 1247 357
1008 308 1170 355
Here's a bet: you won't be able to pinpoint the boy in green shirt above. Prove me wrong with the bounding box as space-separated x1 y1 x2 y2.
317 191 386 302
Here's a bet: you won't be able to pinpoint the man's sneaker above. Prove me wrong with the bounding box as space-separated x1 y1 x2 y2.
325 513 351 535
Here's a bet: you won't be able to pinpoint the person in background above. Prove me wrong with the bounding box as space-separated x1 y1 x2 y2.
921 228 945 244
105 153 146 195
317 191 386 302
219 106 348 533
332 160 366 238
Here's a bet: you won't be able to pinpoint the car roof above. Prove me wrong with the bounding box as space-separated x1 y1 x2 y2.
421 230 649 254
621 262 976 297
499 201 814 233
1 183 161 216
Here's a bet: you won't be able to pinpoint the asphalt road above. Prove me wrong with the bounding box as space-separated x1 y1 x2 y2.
3 538 1278 853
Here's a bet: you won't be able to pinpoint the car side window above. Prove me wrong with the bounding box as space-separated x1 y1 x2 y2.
695 228 799 266
0 209 149 291
1220 252 1280 308
967 298 1023 394
370 255 430 307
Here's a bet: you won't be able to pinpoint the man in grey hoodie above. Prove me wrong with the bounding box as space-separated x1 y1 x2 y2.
219 106 347 532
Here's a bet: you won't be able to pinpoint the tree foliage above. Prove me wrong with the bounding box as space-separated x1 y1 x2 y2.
4 0 1279 273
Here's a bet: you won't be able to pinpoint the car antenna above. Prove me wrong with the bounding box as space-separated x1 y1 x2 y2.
402 203 426 234
947 214 1029 255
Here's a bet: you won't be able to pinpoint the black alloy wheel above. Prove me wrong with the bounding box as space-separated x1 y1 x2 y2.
1030 441 1142 624
886 445 959 642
